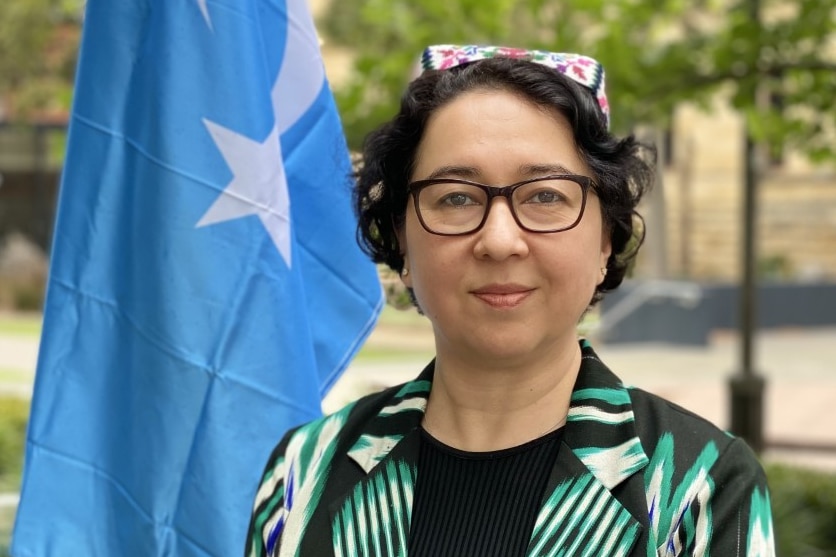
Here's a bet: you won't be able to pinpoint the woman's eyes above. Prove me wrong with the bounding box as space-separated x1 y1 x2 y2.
522 188 565 204
440 192 479 206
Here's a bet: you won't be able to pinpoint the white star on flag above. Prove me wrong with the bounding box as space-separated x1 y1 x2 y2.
197 0 325 268
198 122 291 262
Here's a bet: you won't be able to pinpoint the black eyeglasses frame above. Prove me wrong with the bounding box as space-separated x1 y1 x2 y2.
405 174 596 236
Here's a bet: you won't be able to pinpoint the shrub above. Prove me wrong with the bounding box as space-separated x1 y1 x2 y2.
0 233 48 311
379 266 413 310
12 281 45 312
767 463 836 556
0 277 46 312
0 396 29 491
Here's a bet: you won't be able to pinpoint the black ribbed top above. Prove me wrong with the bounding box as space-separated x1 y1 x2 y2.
408 426 563 557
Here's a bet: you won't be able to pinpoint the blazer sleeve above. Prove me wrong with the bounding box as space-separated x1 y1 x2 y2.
244 432 293 557
674 437 776 556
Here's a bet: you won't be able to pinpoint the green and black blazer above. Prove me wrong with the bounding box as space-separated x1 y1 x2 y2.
246 341 775 557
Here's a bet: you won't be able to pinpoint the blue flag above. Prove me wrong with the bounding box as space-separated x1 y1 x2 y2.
12 0 383 555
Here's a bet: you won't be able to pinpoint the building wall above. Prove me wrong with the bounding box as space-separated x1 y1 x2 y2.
0 125 64 252
658 99 836 282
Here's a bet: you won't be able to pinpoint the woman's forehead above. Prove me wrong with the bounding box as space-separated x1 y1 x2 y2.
412 89 588 182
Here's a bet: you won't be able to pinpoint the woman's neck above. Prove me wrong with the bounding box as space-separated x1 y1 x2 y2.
422 340 581 452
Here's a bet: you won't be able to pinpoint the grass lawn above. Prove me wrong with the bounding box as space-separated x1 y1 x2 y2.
353 305 433 362
372 304 428 328
354 345 433 362
0 369 31 384
0 503 14 557
0 315 41 338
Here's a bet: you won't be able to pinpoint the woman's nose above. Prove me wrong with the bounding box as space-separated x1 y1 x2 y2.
473 199 530 260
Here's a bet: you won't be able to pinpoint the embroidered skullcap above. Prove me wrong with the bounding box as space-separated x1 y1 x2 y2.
419 44 610 128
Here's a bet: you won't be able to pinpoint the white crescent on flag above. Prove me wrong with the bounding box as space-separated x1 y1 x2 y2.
196 0 212 29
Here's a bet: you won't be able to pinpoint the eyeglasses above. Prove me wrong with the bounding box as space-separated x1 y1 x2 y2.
406 174 595 236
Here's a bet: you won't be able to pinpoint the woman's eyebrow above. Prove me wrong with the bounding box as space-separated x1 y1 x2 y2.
519 163 575 176
421 164 577 181
422 165 481 180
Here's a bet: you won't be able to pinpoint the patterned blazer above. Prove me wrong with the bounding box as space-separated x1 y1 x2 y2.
246 341 775 557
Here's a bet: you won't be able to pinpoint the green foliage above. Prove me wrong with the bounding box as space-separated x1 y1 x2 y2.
0 396 29 491
0 0 83 119
321 0 836 161
0 277 46 312
0 505 14 557
0 397 27 553
12 282 45 312
767 463 836 556
379 267 414 310
758 253 793 280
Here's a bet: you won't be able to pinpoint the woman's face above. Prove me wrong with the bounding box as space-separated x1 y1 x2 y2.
398 88 611 366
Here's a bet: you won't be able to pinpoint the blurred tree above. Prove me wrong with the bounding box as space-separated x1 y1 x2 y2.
0 0 82 120
321 0 836 162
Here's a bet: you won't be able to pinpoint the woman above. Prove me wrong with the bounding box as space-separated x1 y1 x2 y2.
246 45 775 557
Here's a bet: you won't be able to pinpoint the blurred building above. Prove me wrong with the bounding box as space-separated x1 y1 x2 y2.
0 123 64 253
657 99 836 282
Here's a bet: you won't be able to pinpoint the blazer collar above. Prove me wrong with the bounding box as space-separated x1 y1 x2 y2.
565 340 650 488
346 364 432 474
347 340 649 490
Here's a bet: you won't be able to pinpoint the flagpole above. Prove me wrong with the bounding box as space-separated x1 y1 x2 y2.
728 0 765 454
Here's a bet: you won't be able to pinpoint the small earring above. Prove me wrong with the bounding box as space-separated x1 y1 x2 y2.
402 268 409 276
600 267 607 276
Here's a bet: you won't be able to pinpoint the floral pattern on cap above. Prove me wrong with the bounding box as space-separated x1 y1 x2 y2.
420 44 610 129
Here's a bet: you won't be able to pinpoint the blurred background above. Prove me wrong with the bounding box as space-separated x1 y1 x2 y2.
1 0 835 554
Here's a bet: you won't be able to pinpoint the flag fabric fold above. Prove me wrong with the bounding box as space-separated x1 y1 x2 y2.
12 0 383 555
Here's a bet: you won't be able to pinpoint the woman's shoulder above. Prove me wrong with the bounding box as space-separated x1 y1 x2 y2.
626 386 724 433
579 344 744 455
275 374 430 457
627 386 729 442
625 385 762 469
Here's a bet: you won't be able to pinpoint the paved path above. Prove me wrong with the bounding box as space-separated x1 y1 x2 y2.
0 336 38 397
0 337 38 372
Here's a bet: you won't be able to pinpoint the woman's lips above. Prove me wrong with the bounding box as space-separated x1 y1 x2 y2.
471 285 534 308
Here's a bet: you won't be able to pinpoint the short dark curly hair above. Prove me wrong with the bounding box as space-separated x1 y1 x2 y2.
354 56 655 304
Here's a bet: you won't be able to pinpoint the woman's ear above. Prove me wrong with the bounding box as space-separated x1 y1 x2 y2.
598 230 612 286
401 259 412 287
395 228 412 288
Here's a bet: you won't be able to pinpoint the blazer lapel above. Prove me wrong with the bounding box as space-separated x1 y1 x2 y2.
329 370 432 557
527 343 650 557
527 447 643 556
